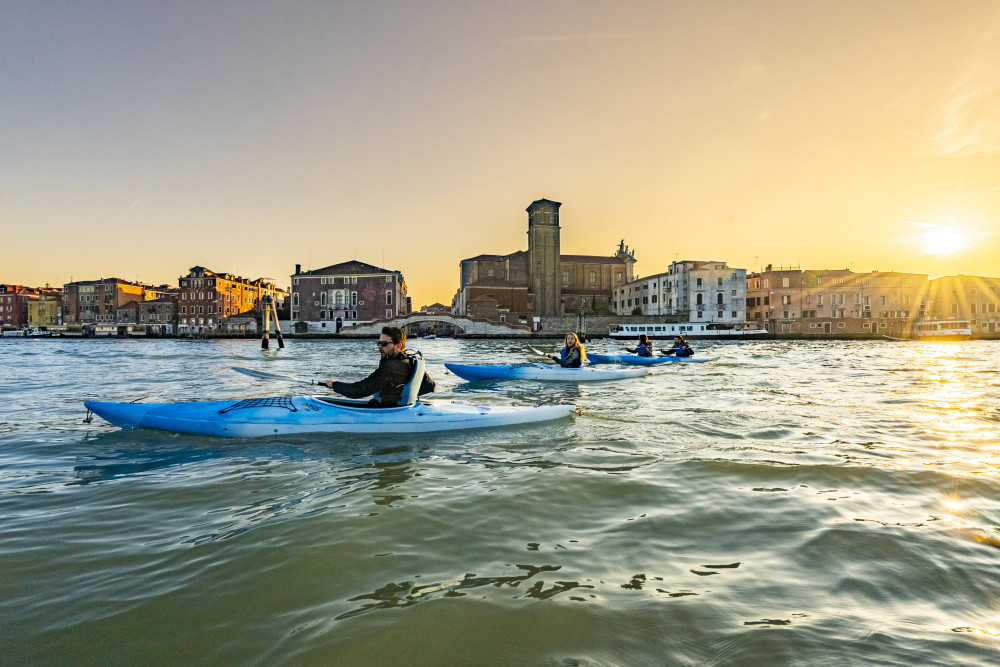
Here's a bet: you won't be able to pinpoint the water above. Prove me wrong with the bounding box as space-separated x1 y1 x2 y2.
2 337 999 665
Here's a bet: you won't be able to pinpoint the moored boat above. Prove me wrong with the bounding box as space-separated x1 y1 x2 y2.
911 320 972 341
609 322 767 340
445 362 646 381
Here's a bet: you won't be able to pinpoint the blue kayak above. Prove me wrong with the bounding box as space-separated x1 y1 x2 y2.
588 352 715 365
445 362 646 381
83 396 576 437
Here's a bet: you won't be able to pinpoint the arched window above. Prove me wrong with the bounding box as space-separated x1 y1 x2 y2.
696 294 703 306
716 293 724 305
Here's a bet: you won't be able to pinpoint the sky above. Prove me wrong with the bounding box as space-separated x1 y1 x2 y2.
3 1 999 306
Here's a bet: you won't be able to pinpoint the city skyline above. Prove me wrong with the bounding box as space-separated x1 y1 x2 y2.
3 1 999 305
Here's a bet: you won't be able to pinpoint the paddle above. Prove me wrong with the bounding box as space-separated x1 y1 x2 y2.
527 345 551 358
232 366 326 386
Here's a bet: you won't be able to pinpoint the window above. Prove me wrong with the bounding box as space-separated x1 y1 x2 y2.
717 277 723 286
781 295 791 305
817 294 824 306
320 293 327 306
783 310 790 318
763 279 769 288
352 292 358 306
590 271 597 284
717 293 724 305
386 310 392 318
731 311 737 318
696 278 703 287
879 296 887 306
386 291 392 305
696 294 703 306
293 294 299 307
782 278 790 288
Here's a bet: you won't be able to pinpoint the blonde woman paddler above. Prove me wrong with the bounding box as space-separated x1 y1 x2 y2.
551 332 587 368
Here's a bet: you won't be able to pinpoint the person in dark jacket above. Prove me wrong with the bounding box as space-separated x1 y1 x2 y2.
663 335 694 357
551 332 587 368
324 326 435 406
627 334 654 357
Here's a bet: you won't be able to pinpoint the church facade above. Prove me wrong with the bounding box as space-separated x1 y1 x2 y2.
452 199 636 324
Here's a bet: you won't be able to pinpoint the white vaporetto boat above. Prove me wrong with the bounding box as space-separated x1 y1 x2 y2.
609 322 768 340
912 320 972 341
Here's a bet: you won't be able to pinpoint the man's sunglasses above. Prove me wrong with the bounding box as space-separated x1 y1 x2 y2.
377 340 393 347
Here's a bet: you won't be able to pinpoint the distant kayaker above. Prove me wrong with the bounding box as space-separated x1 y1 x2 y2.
627 334 654 357
324 326 435 406
663 335 694 357
551 332 587 368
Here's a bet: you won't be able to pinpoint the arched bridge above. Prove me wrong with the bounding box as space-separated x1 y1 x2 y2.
341 313 532 336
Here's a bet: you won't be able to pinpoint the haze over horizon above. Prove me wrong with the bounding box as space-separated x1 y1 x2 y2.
3 1 999 306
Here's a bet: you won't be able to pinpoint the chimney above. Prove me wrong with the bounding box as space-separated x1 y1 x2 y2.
295 264 301 275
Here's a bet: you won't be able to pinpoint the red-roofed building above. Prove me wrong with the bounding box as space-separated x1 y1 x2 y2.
290 260 409 333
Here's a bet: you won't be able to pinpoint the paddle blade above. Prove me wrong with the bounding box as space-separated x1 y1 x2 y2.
231 366 319 386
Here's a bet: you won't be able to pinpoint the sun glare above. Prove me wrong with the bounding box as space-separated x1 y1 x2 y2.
921 225 970 255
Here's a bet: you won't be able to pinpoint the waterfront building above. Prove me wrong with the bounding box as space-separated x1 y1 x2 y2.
62 278 147 326
746 266 928 336
612 261 747 323
178 267 288 334
117 297 179 335
453 199 636 324
26 286 63 328
290 261 409 333
0 285 37 330
927 275 1000 335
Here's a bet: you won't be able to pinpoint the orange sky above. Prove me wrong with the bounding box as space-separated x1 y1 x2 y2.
3 1 998 306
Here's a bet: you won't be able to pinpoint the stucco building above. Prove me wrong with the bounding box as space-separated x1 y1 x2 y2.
613 260 748 323
453 199 636 324
927 275 1000 335
746 266 928 336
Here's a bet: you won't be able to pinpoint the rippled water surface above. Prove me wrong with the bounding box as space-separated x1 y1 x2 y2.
2 337 999 665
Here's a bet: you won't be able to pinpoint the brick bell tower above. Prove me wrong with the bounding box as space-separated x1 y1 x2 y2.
526 198 561 317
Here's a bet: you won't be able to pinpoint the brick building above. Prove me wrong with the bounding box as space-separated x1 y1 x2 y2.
746 266 928 336
0 285 35 330
453 199 636 323
63 278 147 326
290 260 409 333
177 267 287 333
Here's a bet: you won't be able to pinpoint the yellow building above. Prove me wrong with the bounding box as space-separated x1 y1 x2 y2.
27 290 63 328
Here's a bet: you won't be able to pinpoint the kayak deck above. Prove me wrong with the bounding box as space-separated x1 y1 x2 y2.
445 362 646 381
588 352 715 365
84 395 575 437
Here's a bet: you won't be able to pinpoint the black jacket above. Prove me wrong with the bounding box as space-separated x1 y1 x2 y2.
331 352 435 406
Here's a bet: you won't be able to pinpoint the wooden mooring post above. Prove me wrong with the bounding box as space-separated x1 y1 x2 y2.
261 296 285 349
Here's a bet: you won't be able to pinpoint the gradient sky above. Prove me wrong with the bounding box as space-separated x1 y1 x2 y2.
3 1 999 306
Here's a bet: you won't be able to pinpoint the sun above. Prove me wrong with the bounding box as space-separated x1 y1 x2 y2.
920 225 970 255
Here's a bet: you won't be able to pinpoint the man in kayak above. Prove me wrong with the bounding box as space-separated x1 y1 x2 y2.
626 334 654 357
323 326 435 406
550 332 587 367
662 335 694 357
